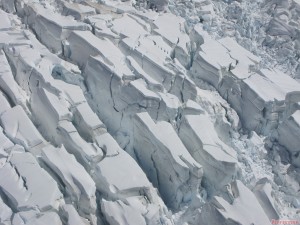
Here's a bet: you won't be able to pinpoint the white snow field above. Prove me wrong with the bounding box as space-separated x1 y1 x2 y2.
0 0 299 224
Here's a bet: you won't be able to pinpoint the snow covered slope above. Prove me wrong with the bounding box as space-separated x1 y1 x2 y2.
0 0 299 225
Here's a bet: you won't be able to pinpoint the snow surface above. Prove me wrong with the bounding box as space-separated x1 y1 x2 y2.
0 0 299 225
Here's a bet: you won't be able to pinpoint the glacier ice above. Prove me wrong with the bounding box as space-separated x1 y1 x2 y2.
0 0 299 224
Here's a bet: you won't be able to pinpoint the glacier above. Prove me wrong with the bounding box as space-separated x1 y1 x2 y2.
0 0 299 224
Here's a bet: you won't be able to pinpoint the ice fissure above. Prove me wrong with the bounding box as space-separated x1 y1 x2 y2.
0 0 299 225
